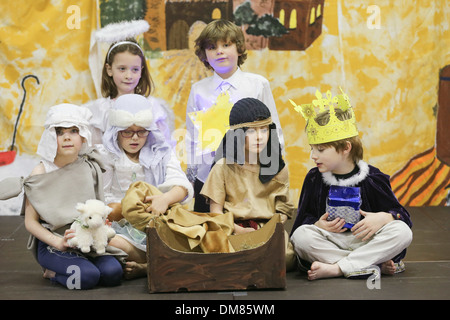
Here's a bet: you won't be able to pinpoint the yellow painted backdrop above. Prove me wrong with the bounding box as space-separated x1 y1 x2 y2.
1 1 449 214
0 1 98 155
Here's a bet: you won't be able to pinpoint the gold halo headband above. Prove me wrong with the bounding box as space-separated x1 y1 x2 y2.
229 117 272 130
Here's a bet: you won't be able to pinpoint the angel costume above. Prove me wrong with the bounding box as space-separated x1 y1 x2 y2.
86 19 176 146
101 94 193 251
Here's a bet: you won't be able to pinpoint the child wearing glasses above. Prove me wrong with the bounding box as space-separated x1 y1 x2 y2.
99 94 193 278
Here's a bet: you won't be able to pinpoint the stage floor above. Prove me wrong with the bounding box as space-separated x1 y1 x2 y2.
1 206 449 301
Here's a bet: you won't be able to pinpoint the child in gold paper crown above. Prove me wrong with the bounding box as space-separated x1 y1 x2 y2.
289 88 413 280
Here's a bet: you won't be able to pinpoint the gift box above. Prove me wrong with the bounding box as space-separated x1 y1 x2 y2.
326 185 361 228
146 214 286 293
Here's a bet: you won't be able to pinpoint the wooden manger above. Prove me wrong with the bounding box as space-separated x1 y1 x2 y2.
146 214 286 293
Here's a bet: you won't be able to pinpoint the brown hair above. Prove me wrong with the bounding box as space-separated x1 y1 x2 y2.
101 38 153 98
194 19 247 70
313 109 363 163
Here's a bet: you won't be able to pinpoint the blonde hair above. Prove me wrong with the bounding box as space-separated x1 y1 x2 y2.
101 38 153 99
195 19 247 70
313 108 363 163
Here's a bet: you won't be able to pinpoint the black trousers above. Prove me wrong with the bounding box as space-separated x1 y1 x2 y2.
193 178 210 213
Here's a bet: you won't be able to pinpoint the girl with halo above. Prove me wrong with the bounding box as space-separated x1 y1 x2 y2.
84 20 174 146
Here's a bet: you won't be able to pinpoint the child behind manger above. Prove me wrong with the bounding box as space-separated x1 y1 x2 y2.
0 104 125 289
289 88 413 280
99 94 194 278
200 98 296 271
186 19 285 213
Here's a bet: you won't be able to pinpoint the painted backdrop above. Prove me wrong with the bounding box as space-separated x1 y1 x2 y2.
1 0 449 214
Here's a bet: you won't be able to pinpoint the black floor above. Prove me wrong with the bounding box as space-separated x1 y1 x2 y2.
1 206 449 301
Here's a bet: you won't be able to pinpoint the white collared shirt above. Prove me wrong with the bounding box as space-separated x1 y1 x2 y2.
185 68 284 183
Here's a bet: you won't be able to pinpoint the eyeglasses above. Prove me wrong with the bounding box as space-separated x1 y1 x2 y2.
119 130 149 138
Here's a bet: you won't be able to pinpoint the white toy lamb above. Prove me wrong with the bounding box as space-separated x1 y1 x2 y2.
67 199 116 254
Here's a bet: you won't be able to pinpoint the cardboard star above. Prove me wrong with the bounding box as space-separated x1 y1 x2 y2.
188 91 233 153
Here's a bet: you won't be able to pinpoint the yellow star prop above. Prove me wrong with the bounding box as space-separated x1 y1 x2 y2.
188 91 233 153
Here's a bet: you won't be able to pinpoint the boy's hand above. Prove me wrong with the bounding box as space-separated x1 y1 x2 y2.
351 210 394 241
315 212 347 233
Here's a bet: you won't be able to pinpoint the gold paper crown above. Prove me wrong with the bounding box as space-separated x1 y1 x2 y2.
289 87 358 144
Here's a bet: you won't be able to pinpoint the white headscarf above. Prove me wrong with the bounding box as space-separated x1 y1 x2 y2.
102 94 171 186
36 104 92 162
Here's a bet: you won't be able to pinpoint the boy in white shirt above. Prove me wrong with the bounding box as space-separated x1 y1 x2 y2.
186 19 284 212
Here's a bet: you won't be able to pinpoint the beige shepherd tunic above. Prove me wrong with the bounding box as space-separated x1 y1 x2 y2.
201 160 296 270
200 159 295 221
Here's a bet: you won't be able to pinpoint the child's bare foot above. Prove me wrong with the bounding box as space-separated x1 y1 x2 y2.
307 261 343 280
43 269 56 279
381 260 396 275
124 261 147 279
